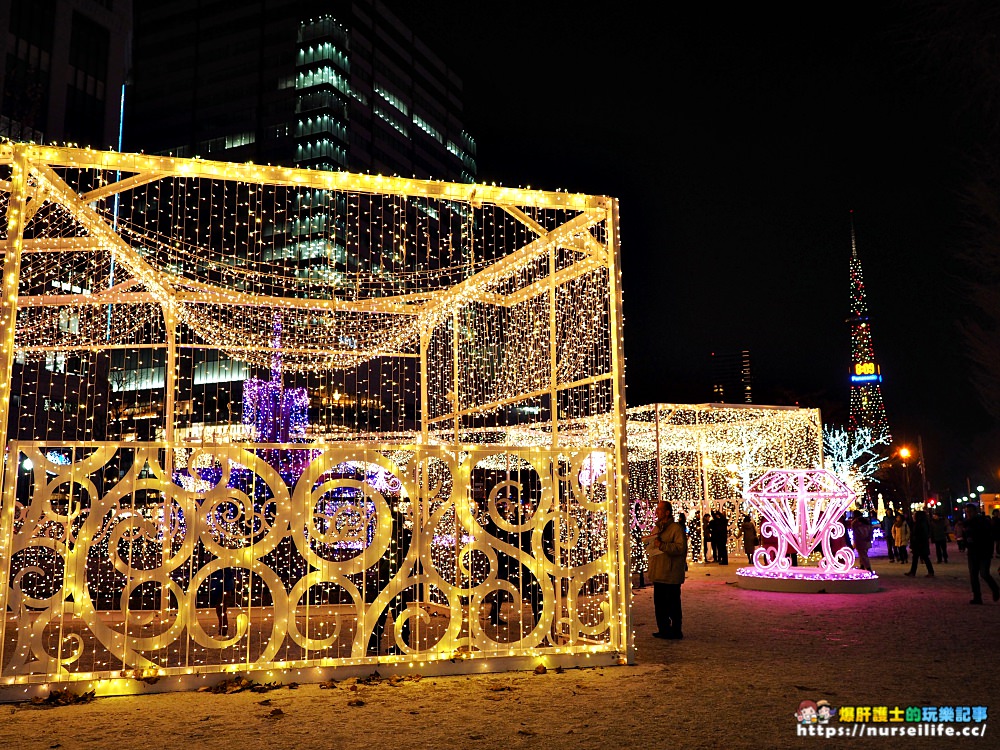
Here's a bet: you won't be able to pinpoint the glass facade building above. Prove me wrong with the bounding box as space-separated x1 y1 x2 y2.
120 1 479 432
127 0 477 183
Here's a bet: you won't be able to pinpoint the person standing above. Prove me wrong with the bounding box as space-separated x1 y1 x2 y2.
953 514 966 553
702 512 714 563
713 510 730 565
929 511 951 564
739 514 758 564
851 512 873 572
880 511 896 562
892 513 910 564
963 503 1000 605
904 510 934 577
647 501 687 639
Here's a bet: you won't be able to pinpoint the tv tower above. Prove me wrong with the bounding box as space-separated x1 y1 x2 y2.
847 213 891 441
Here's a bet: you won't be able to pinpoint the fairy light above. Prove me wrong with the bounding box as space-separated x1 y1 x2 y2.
0 144 629 696
625 403 824 569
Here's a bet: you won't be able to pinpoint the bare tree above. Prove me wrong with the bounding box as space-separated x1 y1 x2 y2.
824 426 890 503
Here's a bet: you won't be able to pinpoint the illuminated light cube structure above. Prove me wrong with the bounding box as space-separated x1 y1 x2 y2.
0 144 629 700
735 469 879 593
624 403 824 571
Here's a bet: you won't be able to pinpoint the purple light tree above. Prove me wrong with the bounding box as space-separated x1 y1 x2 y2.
242 313 309 444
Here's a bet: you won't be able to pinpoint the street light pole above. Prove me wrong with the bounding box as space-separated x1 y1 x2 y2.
917 435 928 504
899 447 912 508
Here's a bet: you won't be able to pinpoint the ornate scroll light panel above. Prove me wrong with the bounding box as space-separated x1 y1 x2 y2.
0 144 630 698
0 442 619 693
737 469 879 593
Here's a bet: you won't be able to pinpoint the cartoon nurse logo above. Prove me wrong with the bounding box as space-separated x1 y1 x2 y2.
795 700 818 724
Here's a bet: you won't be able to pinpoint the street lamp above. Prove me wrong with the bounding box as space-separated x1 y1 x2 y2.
898 447 912 506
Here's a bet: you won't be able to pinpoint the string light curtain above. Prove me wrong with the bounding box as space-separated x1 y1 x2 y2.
627 403 824 571
0 144 629 697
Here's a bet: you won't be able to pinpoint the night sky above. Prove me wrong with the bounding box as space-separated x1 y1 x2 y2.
397 3 996 494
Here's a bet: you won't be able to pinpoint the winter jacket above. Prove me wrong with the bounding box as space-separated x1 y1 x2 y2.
929 515 950 543
909 514 931 556
892 521 910 548
648 519 687 585
965 514 995 558
740 520 759 556
851 517 872 551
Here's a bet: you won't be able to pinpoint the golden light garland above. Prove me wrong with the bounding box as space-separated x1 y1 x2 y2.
626 403 824 566
0 144 630 698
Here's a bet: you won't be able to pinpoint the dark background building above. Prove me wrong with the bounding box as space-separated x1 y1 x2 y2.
0 0 131 148
709 349 752 404
1 0 131 443
126 0 476 183
4 1 480 444
122 1 475 440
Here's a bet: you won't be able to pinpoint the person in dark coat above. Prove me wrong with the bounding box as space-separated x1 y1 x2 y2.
704 512 717 562
963 503 1000 604
711 510 729 565
904 510 934 577
929 511 950 564
850 513 873 572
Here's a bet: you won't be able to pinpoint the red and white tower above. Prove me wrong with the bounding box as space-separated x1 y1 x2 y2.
847 215 891 441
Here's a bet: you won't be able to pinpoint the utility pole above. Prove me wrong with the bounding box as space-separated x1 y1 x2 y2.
918 435 928 504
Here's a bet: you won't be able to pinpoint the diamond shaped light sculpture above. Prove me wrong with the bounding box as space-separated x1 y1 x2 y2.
745 468 857 574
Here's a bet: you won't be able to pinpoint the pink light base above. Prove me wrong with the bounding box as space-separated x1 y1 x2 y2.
736 566 879 594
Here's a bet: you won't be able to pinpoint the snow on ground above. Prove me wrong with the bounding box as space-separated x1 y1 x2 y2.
1 543 995 749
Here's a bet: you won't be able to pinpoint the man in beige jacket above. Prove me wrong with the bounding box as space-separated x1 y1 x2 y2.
646 501 688 639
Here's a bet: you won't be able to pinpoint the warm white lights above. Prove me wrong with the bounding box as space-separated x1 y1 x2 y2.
0 144 629 695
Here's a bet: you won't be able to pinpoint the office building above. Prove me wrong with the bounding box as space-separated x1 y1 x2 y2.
117 1 478 439
710 349 752 404
0 0 131 148
127 0 476 183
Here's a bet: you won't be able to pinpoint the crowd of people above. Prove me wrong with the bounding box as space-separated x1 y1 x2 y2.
644 501 1000 643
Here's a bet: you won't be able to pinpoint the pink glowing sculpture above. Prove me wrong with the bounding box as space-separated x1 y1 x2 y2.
745 468 857 574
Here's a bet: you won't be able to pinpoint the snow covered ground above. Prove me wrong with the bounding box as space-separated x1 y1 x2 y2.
1 542 994 749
